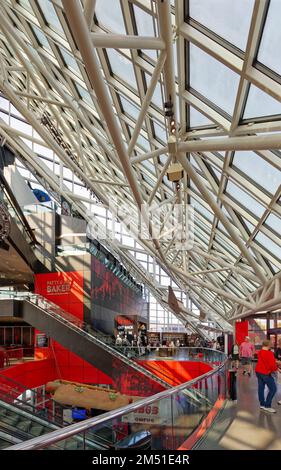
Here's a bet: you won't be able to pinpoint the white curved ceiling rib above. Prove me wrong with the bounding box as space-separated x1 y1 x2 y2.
0 0 280 331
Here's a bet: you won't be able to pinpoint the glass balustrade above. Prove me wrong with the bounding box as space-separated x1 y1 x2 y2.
6 360 227 450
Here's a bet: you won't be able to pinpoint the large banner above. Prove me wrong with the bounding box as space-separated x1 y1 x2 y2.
90 256 148 335
35 271 84 320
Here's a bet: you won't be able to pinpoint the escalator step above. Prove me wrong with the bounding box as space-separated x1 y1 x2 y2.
17 420 31 433
1 415 19 426
30 425 44 437
0 439 11 449
64 440 81 450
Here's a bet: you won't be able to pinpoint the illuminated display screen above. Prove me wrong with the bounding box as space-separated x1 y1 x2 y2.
90 256 148 335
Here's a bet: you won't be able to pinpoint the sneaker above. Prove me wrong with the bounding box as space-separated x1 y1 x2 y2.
262 407 276 413
277 401 281 405
243 370 247 375
260 406 266 410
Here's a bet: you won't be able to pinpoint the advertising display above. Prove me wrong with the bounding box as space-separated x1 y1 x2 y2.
35 271 84 321
90 256 148 336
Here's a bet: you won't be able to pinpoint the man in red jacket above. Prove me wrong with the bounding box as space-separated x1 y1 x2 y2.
256 339 279 413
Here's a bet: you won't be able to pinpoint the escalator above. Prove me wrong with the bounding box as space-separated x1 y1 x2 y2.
0 400 112 449
0 435 18 449
0 376 113 449
0 293 169 390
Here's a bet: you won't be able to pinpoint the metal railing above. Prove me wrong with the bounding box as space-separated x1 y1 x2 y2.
0 291 170 388
6 357 228 450
0 376 116 449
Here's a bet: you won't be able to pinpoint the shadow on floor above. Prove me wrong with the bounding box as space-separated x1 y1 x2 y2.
196 368 281 450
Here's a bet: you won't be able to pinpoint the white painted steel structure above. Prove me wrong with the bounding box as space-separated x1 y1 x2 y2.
0 0 280 331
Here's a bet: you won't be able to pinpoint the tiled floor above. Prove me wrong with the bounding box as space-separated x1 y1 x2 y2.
196 369 281 450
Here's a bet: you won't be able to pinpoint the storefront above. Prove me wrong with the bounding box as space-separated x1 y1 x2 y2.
236 311 281 350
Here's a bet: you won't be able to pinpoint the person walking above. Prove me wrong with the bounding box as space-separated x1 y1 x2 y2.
240 336 255 376
275 338 281 406
256 339 278 413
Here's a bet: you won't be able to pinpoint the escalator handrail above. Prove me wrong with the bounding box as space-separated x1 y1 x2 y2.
6 357 228 450
0 400 109 450
0 381 116 447
0 396 112 449
0 293 225 388
21 294 170 387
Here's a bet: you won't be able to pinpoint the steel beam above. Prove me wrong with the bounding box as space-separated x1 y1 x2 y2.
128 50 166 156
177 153 267 282
91 33 165 50
178 134 281 153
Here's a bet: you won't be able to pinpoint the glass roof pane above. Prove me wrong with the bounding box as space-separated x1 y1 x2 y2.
141 160 156 173
226 180 266 218
107 49 137 89
254 231 281 260
243 84 281 119
137 134 150 152
189 44 240 115
189 0 254 51
95 0 126 34
145 73 163 108
31 24 51 50
232 151 280 194
264 212 281 234
242 218 256 233
76 84 94 106
153 122 167 143
133 5 157 61
257 0 281 76
37 0 64 35
189 106 214 127
60 48 80 75
120 96 140 120
191 199 214 222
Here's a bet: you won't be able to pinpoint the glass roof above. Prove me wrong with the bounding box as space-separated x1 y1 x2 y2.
189 0 255 51
0 0 280 331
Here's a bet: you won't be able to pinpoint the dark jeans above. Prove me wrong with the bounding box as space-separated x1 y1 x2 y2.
256 372 277 408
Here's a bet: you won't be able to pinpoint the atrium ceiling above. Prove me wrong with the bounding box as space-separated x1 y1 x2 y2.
0 0 280 331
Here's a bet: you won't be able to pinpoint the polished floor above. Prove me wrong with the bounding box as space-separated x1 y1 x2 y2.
197 368 281 450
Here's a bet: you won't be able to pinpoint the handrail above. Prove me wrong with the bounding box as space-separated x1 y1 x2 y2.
0 293 170 387
0 292 225 388
0 395 111 450
7 357 227 450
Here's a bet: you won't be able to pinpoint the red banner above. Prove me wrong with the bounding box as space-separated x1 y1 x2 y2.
235 321 248 345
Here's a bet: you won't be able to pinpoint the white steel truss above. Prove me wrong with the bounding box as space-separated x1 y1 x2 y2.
0 0 280 332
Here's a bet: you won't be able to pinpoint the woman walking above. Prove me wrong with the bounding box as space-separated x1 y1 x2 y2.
256 339 278 413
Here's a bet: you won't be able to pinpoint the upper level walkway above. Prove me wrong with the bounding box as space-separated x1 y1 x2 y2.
196 368 281 450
